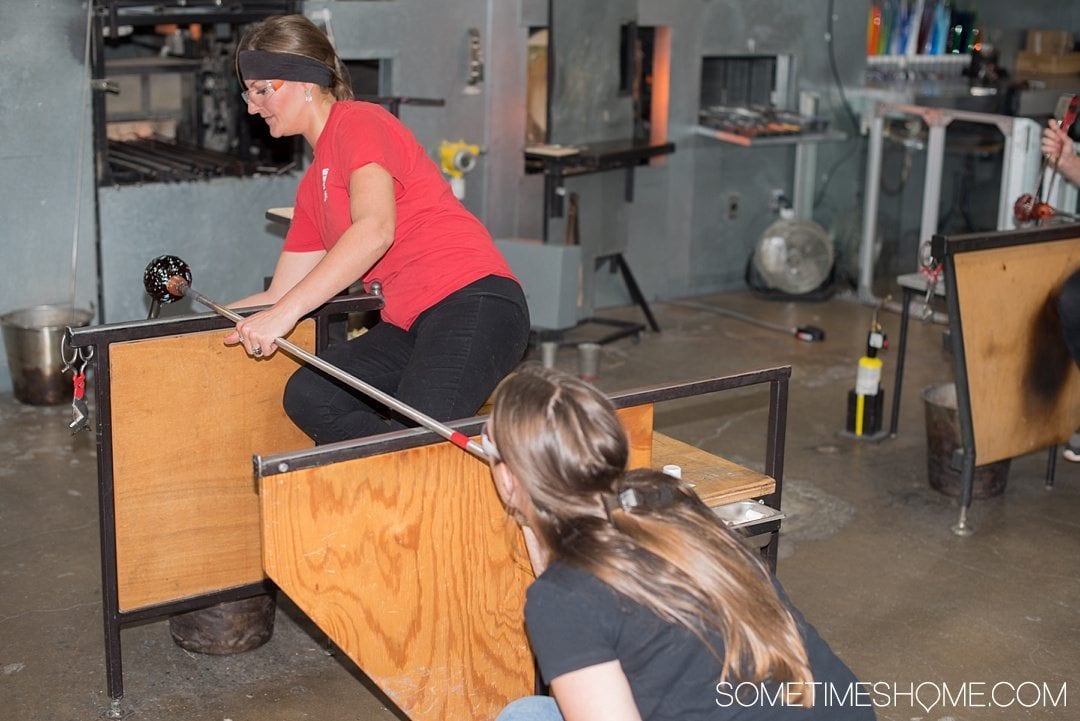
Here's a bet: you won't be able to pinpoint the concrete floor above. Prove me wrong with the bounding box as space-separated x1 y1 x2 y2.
3 288 1078 721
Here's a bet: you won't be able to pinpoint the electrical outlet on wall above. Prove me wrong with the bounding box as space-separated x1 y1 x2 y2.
727 193 740 220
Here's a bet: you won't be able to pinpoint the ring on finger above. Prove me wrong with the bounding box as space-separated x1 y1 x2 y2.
252 346 263 357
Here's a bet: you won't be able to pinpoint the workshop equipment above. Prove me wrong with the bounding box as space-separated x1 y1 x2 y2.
1 304 93 405
845 306 887 438
666 299 825 342
494 239 582 331
750 213 835 298
923 382 1010 499
698 105 828 143
439 139 480 199
92 2 305 187
142 255 487 460
439 139 479 177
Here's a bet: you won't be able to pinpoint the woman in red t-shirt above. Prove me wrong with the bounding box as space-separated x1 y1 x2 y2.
227 15 529 443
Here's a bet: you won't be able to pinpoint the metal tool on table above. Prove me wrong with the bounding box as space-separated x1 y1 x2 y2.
665 299 825 342
1014 93 1079 224
142 255 488 460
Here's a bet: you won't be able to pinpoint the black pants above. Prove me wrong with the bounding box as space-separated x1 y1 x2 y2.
283 275 530 444
1060 268 1080 368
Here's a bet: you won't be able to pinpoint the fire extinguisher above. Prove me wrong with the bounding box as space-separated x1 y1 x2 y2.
846 307 887 437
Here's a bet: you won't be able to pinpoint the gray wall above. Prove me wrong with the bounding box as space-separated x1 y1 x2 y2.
0 2 98 391
2 0 1076 392
97 178 299 321
549 0 637 145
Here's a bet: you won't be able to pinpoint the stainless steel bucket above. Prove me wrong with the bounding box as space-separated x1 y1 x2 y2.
1 305 93 405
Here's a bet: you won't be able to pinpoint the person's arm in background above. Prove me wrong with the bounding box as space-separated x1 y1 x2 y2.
226 163 396 356
1042 119 1080 187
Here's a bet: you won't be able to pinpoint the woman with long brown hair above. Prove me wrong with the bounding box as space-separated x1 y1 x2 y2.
485 366 875 720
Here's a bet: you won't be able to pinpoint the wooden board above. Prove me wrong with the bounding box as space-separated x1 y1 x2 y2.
109 322 314 611
524 143 581 157
953 238 1080 464
650 433 774 507
261 445 534 721
259 403 655 721
266 206 294 224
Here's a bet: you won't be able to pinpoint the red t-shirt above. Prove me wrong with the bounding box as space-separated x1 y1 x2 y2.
284 101 516 329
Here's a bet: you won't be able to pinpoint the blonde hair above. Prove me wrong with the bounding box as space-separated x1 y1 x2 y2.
490 366 814 703
237 15 353 101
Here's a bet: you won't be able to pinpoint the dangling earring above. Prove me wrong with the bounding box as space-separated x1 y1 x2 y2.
304 87 313 103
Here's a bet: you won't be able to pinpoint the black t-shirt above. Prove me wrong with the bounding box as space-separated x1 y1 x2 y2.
525 562 876 720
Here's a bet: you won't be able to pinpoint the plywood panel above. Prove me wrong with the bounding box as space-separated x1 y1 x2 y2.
954 239 1080 464
650 433 774 507
261 445 535 721
258 402 656 720
110 322 314 611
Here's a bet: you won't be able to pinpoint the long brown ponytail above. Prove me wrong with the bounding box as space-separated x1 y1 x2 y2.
490 366 814 704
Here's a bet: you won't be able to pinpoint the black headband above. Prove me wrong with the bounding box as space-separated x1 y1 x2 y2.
238 50 333 86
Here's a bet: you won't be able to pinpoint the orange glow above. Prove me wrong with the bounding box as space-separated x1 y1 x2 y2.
650 26 671 166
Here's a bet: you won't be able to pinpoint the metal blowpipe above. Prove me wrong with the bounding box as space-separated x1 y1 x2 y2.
142 255 487 460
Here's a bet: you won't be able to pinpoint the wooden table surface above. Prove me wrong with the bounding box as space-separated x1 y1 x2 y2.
651 433 775 508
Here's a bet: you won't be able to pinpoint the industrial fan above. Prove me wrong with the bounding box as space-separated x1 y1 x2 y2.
749 214 835 297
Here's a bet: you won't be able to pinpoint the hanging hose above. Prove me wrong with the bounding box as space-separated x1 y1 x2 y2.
69 0 95 322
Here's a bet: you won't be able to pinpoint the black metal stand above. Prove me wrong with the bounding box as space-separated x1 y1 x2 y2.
533 252 660 348
888 273 948 437
579 252 660 344
1046 444 1058 489
888 285 916 437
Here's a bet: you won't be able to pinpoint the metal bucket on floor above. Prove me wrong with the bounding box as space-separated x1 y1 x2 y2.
168 594 276 655
1 305 93 405
922 382 1009 498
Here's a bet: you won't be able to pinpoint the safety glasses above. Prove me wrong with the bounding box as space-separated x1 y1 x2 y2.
241 79 284 105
